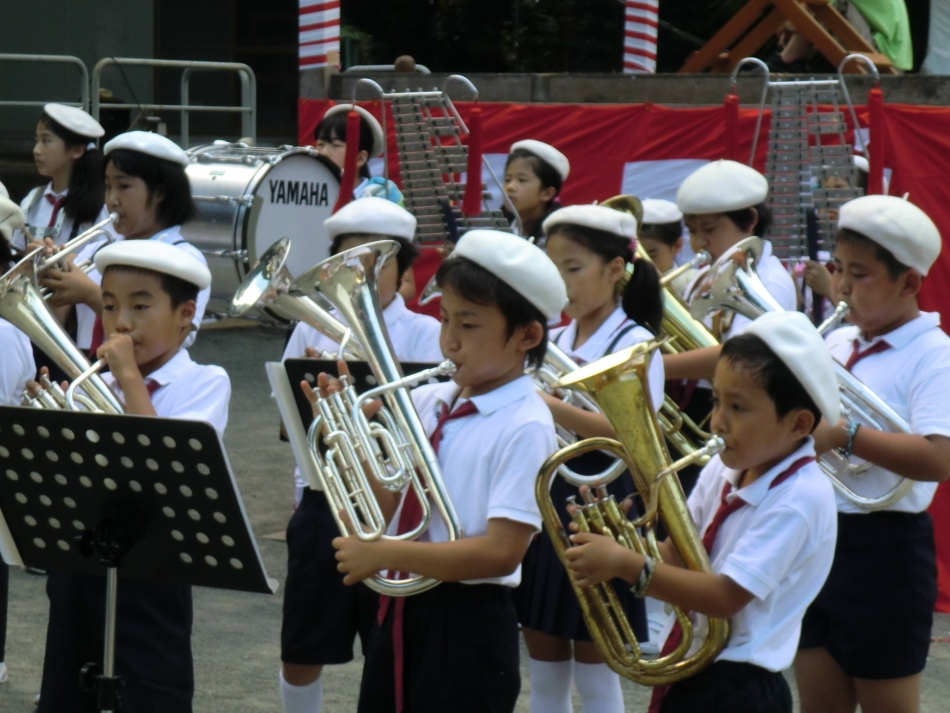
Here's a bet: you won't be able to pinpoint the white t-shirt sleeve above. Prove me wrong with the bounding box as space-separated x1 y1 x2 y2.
166 367 231 436
719 504 812 600
0 323 35 406
908 360 950 439
486 420 551 531
686 460 721 535
408 317 444 363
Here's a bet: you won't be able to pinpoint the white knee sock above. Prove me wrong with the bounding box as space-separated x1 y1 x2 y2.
279 670 323 713
573 662 624 713
528 658 574 713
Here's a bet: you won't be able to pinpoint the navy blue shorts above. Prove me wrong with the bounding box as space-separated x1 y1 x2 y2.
281 488 379 666
358 583 521 713
661 660 791 713
799 511 937 679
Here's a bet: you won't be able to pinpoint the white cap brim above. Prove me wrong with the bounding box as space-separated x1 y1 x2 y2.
104 131 190 167
95 240 211 290
324 104 385 158
325 196 416 241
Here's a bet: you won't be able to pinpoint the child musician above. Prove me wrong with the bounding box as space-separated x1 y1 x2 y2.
797 196 950 713
0 196 35 685
567 311 840 713
40 131 209 355
503 140 570 243
37 240 227 713
323 229 565 713
639 198 693 296
314 104 403 204
279 197 442 713
514 203 664 713
662 160 799 493
12 103 109 251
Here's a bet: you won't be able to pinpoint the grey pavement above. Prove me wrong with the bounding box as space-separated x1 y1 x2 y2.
2 324 949 711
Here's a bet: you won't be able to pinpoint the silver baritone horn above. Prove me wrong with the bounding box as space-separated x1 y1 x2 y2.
1 242 124 415
27 212 118 299
291 240 461 597
229 236 363 359
689 236 913 510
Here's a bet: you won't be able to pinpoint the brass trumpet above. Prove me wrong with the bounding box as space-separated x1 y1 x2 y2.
690 237 914 510
292 240 462 597
537 341 729 684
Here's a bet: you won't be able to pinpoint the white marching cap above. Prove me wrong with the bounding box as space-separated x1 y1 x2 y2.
324 104 385 157
44 103 105 139
95 240 212 290
743 311 841 424
641 198 683 225
543 204 637 239
852 154 870 173
838 195 941 276
325 196 417 241
677 159 769 214
510 140 570 182
0 181 25 243
104 131 190 167
453 229 568 320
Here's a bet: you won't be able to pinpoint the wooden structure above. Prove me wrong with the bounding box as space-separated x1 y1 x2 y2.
680 0 898 75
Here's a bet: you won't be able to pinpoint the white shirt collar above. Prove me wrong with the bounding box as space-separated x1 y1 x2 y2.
719 437 817 507
43 183 68 200
857 311 941 350
144 349 194 388
554 305 629 364
426 374 537 416
382 293 410 324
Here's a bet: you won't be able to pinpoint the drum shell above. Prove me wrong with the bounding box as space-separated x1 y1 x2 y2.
182 145 341 314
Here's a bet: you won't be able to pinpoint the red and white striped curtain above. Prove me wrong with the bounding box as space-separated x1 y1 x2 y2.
299 0 341 70
623 1 659 74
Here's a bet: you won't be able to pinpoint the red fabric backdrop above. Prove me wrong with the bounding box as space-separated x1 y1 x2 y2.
300 97 950 611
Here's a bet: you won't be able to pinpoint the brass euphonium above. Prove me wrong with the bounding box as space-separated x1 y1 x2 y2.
537 341 729 684
1 253 123 414
291 240 461 597
690 236 914 510
600 195 719 464
229 236 363 359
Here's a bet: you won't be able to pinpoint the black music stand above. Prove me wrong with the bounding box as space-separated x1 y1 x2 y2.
282 358 446 432
0 407 276 713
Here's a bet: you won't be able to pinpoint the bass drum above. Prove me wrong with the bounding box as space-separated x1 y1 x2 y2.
182 142 341 313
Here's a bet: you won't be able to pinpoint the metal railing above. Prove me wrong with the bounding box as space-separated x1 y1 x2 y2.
343 64 431 74
91 58 256 148
0 53 89 111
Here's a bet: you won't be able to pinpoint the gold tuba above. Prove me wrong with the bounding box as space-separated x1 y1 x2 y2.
1 256 123 414
291 240 462 597
600 195 719 463
690 236 914 510
537 341 729 684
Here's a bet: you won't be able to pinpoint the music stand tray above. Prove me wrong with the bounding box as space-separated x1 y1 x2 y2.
0 407 276 712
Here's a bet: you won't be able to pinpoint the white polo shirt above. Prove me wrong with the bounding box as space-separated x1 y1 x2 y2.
685 239 797 341
826 312 950 514
0 319 35 406
550 304 665 411
390 374 556 587
101 349 230 437
81 225 210 350
282 293 443 364
669 438 837 672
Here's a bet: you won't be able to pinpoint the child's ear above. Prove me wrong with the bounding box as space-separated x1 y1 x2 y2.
607 255 626 284
539 185 557 204
176 299 196 328
673 236 684 255
518 320 545 354
899 269 923 299
356 150 369 169
789 408 816 440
